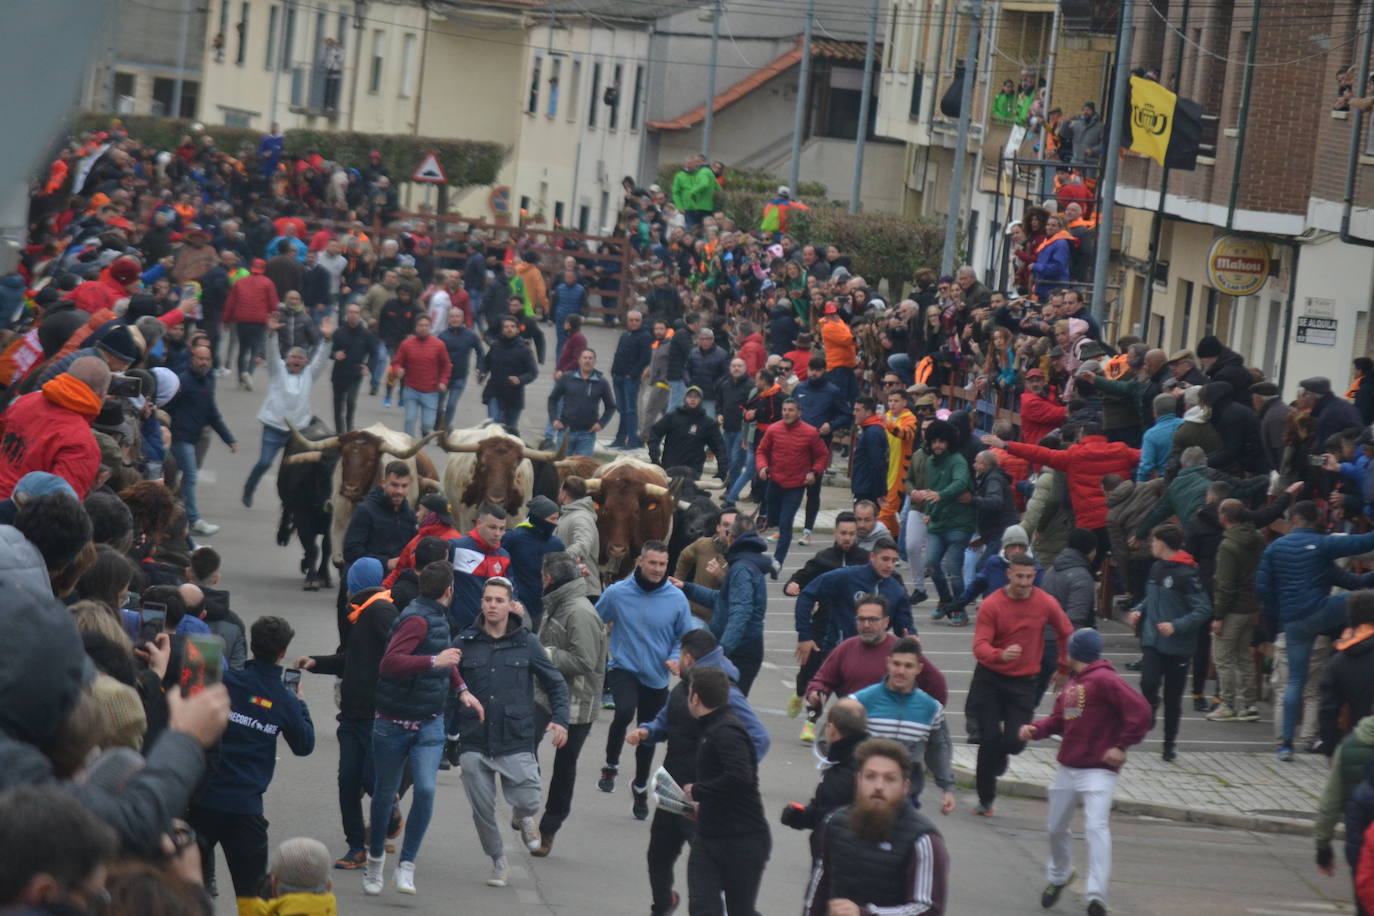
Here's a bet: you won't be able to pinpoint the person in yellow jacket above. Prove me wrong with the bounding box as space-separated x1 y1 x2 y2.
880 388 919 535
239 837 338 916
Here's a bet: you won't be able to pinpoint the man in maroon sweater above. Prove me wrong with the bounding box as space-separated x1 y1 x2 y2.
806 594 948 709
966 554 1073 816
1020 628 1152 916
392 315 451 438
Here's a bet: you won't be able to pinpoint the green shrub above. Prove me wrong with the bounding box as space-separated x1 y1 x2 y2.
70 112 508 189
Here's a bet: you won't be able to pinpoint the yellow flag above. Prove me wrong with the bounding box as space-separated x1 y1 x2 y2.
1128 76 1178 166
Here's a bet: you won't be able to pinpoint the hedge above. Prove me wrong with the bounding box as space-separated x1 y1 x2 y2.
70 113 508 189
655 164 827 201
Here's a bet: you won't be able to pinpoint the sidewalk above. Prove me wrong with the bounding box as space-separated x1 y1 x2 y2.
951 745 1329 835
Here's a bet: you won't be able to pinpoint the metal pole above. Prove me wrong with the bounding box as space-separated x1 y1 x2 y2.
347 2 366 131
171 0 191 118
1225 0 1261 230
968 0 997 265
1139 0 1190 339
1038 0 1061 198
788 0 815 193
1089 0 1132 323
849 0 880 213
941 0 983 275
269 1 286 128
702 0 722 159
1341 0 1374 251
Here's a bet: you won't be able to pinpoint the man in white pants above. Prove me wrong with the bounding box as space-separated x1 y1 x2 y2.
1019 629 1152 916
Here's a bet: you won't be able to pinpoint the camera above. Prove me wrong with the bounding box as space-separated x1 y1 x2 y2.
1309 454 1331 467
108 374 143 398
283 668 302 689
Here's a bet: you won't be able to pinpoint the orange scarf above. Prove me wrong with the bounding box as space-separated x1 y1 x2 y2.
348 589 393 624
41 373 103 418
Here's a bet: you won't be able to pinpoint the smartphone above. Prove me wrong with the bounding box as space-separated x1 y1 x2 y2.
140 602 167 628
1309 454 1330 467
283 668 302 690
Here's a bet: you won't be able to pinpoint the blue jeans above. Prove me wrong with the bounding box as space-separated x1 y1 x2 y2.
667 379 687 411
403 387 439 438
439 380 467 429
562 429 596 455
171 440 201 522
721 430 742 486
370 716 444 863
925 529 972 603
338 715 376 850
765 482 805 564
369 339 388 391
612 375 640 445
244 424 291 500
487 400 522 429
1281 595 1350 744
544 397 563 442
726 444 755 503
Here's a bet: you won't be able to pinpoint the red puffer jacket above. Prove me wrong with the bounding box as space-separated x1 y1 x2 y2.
756 418 830 489
1004 434 1139 529
224 274 279 325
1019 389 1067 449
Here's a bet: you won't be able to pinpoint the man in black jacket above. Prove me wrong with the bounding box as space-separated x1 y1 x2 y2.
666 312 702 411
331 303 374 433
547 348 616 456
715 357 754 487
200 250 235 370
783 511 868 738
1320 591 1374 754
684 665 770 916
456 577 569 888
648 387 724 478
610 309 653 449
781 698 868 857
341 462 417 644
480 316 540 430
970 450 1019 568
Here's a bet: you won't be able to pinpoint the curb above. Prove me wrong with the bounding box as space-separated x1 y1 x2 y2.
952 765 1322 837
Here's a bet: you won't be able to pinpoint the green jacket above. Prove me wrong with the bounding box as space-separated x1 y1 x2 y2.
1088 375 1148 432
1133 556 1211 657
1135 466 1211 539
924 451 975 535
1316 716 1374 848
536 575 608 726
1021 468 1071 566
1212 522 1264 619
672 165 717 212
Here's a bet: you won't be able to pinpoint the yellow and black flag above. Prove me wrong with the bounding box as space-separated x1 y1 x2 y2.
1126 75 1203 170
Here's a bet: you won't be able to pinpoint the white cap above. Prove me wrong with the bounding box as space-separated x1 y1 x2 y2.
777 185 791 197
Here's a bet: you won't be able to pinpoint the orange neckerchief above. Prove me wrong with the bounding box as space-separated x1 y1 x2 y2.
348 589 393 624
41 374 102 418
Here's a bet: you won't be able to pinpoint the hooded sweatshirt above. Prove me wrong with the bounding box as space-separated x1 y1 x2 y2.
1135 550 1212 656
596 570 699 689
1028 658 1152 771
0 375 103 498
681 532 771 660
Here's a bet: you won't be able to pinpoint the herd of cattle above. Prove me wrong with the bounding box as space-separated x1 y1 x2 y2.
275 420 726 590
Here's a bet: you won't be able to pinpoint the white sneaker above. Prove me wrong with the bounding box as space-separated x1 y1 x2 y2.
486 856 510 887
395 861 416 895
363 853 385 895
519 816 540 852
190 519 220 536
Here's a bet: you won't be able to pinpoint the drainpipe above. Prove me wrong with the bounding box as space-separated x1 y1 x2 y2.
1342 0 1374 248
1224 0 1261 231
347 1 367 131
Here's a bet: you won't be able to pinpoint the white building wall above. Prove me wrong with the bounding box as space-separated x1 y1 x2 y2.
1287 234 1374 399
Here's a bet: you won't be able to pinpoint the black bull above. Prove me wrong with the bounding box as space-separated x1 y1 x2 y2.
277 419 339 590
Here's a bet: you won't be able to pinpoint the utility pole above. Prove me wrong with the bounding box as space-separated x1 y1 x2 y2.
171 0 191 119
1139 0 1189 339
269 0 287 129
702 0 722 159
1089 0 1133 325
941 0 983 276
848 0 880 213
788 0 815 193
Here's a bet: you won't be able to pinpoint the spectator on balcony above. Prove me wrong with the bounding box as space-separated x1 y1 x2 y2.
322 38 344 112
1032 215 1076 301
1059 102 1103 163
993 80 1018 124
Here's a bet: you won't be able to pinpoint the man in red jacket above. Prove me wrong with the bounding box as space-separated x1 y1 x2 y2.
392 315 451 438
966 555 1073 816
1019 628 1152 916
0 356 109 498
756 397 830 574
1018 369 1066 450
224 258 280 391
983 422 1138 568
69 256 142 314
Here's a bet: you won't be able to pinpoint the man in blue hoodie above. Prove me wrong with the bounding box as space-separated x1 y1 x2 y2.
596 539 700 818
189 616 315 900
676 516 772 695
795 538 914 666
1258 501 1374 760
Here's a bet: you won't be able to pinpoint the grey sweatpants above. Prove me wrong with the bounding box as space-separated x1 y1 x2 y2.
459 751 543 859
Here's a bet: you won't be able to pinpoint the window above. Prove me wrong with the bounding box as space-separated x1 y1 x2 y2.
400 33 417 97
588 61 602 127
281 3 297 70
548 58 561 116
152 77 199 118
1178 279 1194 350
265 5 278 69
519 194 531 214
528 56 542 114
567 60 581 122
369 30 384 92
236 2 249 64
597 189 609 232
608 63 622 129
578 204 590 233
223 107 254 127
908 67 924 119
337 10 347 42
114 72 136 113
554 201 565 227
630 64 644 129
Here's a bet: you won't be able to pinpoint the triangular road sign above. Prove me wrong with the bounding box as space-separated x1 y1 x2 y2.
412 151 447 184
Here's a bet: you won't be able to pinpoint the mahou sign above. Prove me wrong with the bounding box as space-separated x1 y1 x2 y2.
1206 235 1270 296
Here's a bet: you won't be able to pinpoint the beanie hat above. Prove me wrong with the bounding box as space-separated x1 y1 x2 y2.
270 837 332 895
1001 524 1029 548
1068 627 1104 663
109 256 141 286
12 471 78 505
152 366 180 406
528 495 559 520
346 556 385 594
95 324 140 364
1195 335 1223 359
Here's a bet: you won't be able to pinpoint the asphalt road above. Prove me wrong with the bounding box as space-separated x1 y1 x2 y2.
191 322 1346 915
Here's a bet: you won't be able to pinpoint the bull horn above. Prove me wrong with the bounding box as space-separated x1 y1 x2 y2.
286 421 338 452
440 435 481 454
285 451 324 465
524 447 559 461
583 478 602 493
644 483 669 499
678 499 693 511
418 476 442 495
384 431 439 459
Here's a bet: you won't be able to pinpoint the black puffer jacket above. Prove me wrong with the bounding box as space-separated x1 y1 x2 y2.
970 465 1018 542
308 587 398 719
1205 345 1252 401
1203 382 1268 476
455 615 569 757
782 731 863 857
480 334 539 412
693 705 768 839
1321 629 1374 754
649 403 725 476
342 487 418 569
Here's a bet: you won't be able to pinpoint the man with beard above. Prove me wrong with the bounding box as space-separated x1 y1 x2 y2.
804 738 950 915
479 316 539 429
807 594 947 716
1019 629 1152 916
675 506 737 622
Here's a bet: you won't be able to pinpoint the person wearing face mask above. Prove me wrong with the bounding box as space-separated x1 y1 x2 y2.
500 497 565 632
780 698 868 857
